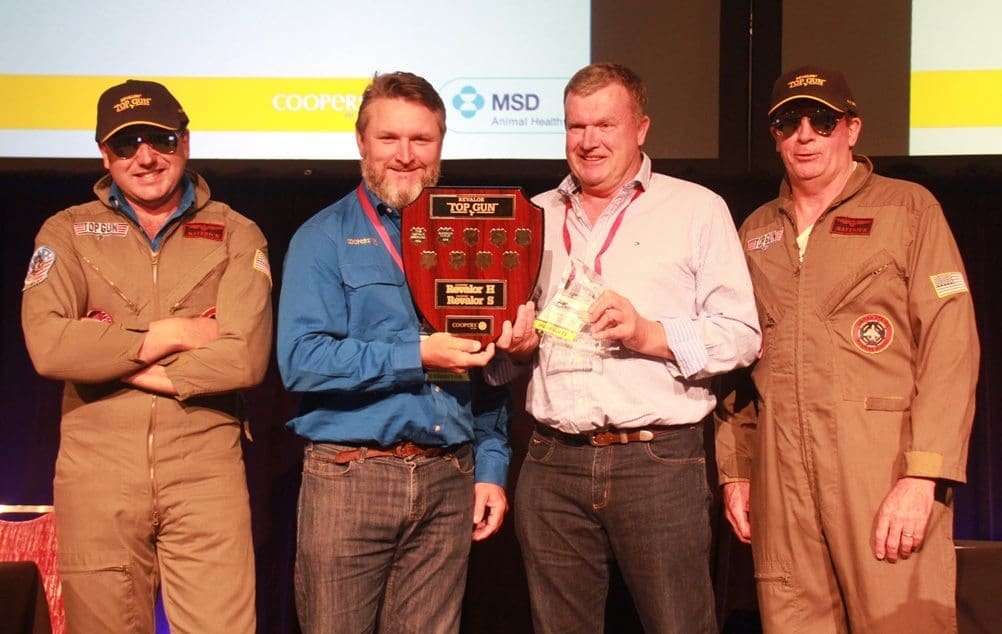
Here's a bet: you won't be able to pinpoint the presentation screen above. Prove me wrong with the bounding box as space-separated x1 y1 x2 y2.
782 0 1002 158
910 0 1002 155
0 1 589 160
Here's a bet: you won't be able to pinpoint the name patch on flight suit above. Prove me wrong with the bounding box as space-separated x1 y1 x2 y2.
183 222 226 241
23 246 56 291
851 313 894 354
831 217 873 236
746 228 784 252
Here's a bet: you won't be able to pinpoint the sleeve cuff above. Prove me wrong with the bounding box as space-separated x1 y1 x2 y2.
474 455 508 487
662 317 708 378
392 337 425 382
902 451 944 479
716 455 753 483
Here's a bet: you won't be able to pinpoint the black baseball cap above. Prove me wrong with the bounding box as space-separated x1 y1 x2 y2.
95 79 189 143
769 66 858 116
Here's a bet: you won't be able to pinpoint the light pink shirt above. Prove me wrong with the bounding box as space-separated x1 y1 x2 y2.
526 155 760 433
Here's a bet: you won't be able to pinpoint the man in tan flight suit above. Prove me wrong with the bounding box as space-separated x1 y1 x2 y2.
21 79 272 633
716 66 979 633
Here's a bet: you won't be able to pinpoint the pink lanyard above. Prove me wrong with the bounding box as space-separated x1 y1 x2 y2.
356 184 403 272
562 186 642 275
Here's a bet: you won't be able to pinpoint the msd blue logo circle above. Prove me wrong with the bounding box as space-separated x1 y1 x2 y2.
452 85 485 119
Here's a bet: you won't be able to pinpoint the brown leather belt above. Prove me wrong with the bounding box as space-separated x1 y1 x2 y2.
534 423 674 447
329 442 449 464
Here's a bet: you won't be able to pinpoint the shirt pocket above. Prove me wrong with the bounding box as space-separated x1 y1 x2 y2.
163 247 227 317
543 342 600 375
340 262 414 336
816 249 914 402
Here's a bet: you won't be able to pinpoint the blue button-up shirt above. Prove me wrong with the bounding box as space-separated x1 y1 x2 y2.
277 182 510 485
109 176 196 250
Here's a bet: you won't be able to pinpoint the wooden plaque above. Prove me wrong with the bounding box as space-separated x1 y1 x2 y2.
401 187 543 345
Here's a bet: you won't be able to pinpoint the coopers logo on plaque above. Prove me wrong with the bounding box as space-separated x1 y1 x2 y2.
402 187 543 346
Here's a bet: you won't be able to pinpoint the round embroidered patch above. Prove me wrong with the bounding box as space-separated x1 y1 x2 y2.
851 313 893 354
84 308 114 324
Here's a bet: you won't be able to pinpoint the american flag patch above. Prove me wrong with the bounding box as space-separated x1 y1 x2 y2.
74 221 129 237
253 249 272 283
930 272 969 298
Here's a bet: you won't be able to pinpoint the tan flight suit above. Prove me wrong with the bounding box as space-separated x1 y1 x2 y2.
716 157 979 633
21 172 273 633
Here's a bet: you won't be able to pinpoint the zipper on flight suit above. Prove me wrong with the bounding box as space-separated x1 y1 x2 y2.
168 269 216 315
777 206 820 499
80 254 142 314
148 250 161 533
793 252 821 507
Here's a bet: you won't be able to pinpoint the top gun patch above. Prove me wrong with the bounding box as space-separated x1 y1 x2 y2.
74 221 129 238
746 228 784 252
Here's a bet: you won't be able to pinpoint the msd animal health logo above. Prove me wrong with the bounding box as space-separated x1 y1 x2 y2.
442 78 566 133
452 86 486 119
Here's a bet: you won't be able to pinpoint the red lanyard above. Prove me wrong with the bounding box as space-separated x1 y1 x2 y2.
562 186 642 275
357 184 403 272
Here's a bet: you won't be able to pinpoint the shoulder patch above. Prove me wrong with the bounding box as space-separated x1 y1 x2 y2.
23 246 56 291
253 248 272 283
930 272 969 298
746 228 784 252
183 222 226 241
851 313 894 354
831 216 873 236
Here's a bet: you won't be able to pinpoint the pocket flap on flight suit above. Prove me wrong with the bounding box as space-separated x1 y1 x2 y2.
816 249 899 318
864 395 911 411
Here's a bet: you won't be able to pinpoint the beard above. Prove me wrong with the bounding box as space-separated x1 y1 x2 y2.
361 157 441 209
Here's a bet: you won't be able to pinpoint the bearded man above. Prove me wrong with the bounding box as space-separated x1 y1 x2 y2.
276 71 511 634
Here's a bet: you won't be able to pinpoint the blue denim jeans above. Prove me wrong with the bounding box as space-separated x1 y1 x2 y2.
294 442 475 634
514 423 717 634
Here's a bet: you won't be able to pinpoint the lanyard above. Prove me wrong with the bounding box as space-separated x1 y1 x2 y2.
356 183 403 272
562 186 642 275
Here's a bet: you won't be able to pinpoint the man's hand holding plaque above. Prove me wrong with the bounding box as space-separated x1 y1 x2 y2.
420 331 496 373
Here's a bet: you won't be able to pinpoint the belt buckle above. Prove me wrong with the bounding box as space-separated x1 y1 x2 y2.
392 442 418 458
589 431 614 447
588 429 655 446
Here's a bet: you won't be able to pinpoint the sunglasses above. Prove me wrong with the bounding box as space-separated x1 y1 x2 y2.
105 130 182 159
770 108 845 138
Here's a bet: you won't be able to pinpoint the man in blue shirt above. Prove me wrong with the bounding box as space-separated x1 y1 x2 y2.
277 71 511 633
